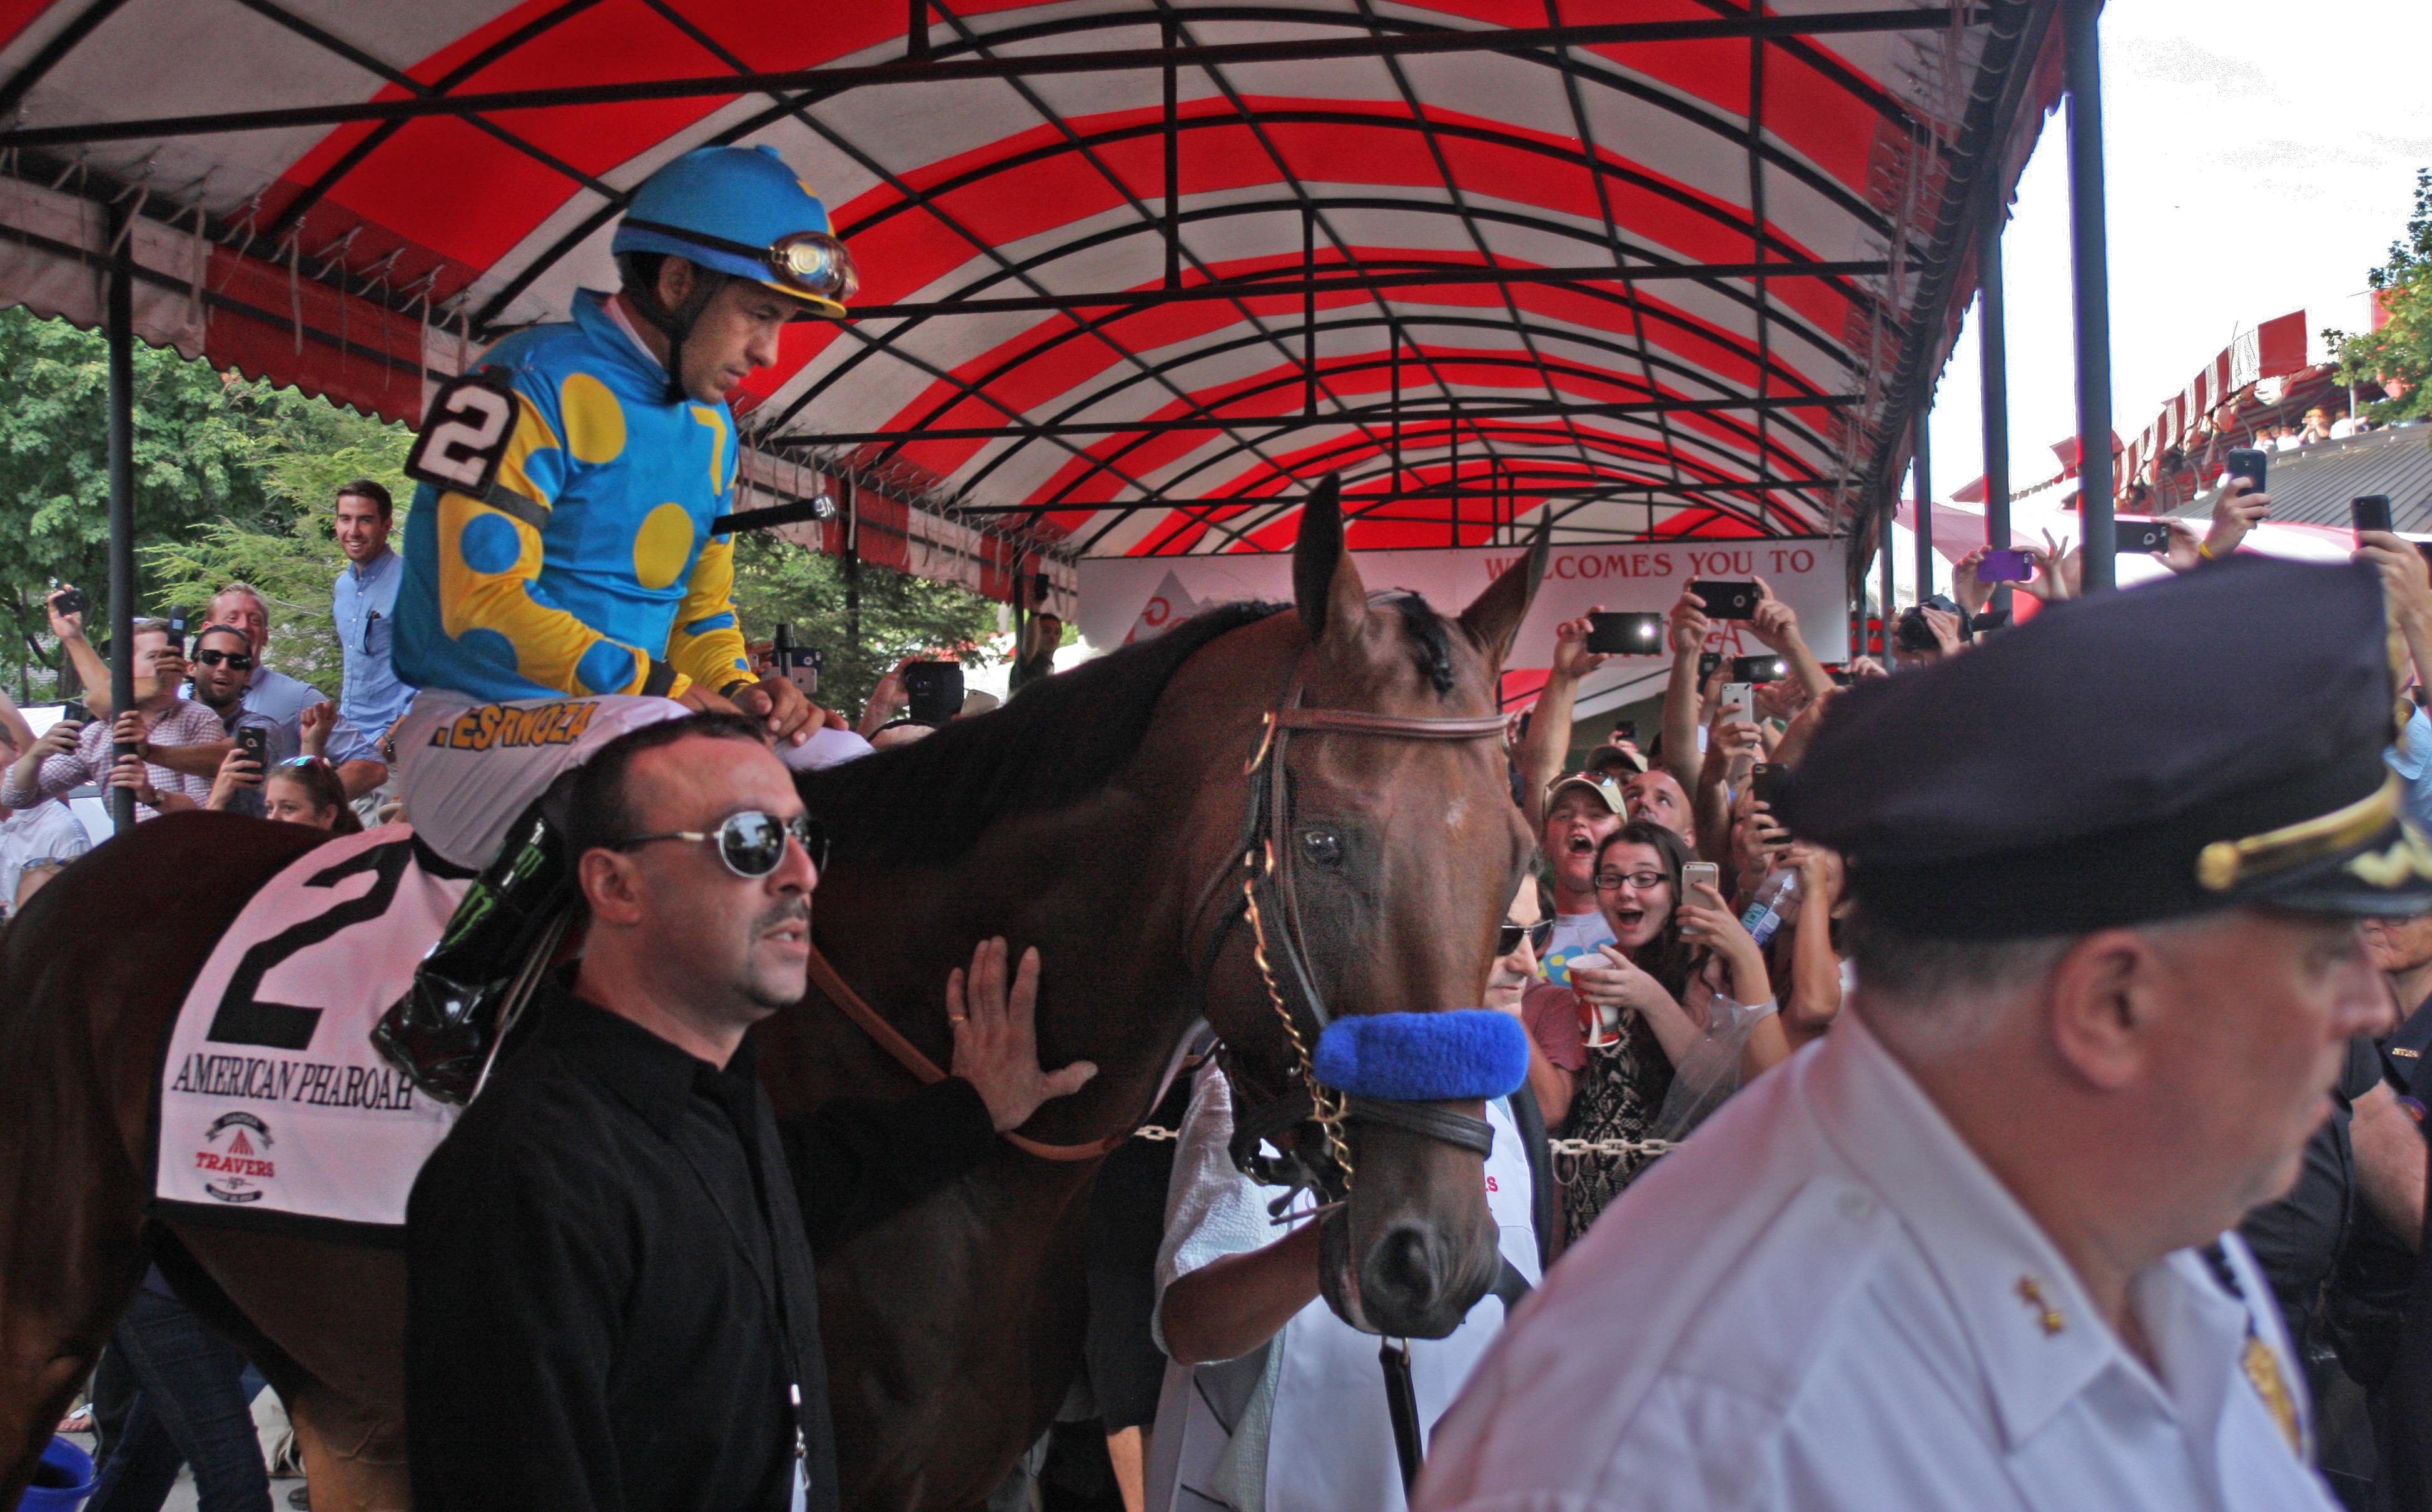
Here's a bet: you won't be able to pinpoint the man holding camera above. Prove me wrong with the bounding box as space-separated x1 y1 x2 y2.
3 619 219 820
373 145 853 1102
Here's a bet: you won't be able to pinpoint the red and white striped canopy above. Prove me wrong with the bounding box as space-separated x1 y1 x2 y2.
0 0 2059 575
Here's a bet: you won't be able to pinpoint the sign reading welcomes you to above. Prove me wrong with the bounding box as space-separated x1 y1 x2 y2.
1076 538 1850 670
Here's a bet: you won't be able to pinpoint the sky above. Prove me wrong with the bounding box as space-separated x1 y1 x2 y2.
1909 0 2432 543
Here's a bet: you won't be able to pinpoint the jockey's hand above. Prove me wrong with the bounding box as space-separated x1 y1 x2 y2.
727 674 818 748
946 937 1098 1134
677 682 742 717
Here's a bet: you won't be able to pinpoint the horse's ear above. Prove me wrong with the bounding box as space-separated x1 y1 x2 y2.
1459 515 1548 666
1293 474 1365 643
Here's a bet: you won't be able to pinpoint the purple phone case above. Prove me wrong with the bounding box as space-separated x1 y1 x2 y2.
1976 550 2031 583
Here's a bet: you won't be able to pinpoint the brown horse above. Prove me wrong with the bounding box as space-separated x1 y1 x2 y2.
0 478 1544 1511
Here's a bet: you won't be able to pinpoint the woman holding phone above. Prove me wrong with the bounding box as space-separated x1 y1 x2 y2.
1523 820 1788 1240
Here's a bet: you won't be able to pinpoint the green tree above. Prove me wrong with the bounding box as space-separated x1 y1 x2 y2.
0 307 276 698
728 534 1001 717
2328 167 2432 423
141 396 411 697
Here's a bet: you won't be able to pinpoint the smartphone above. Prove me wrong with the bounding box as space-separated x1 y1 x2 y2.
1689 580 1761 620
59 699 88 725
771 624 823 697
1718 682 1753 722
48 585 86 620
2225 447 2267 494
1610 720 1636 745
166 608 188 653
2354 495 2395 534
1682 862 1720 895
1696 650 1724 682
1731 654 1786 683
2115 519 2171 555
1828 667 1857 687
1750 762 1788 805
1977 549 2031 583
234 724 268 771
1584 610 1665 654
901 660 965 726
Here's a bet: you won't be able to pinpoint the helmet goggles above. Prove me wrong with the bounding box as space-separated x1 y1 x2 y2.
620 218 860 314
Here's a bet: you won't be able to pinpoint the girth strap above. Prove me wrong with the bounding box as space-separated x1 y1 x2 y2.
1270 707 1511 741
803 940 1129 1162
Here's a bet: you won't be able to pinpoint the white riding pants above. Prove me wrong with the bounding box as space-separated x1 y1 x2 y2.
393 690 688 869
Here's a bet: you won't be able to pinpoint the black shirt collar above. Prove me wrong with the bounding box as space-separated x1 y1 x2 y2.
534 980 762 1141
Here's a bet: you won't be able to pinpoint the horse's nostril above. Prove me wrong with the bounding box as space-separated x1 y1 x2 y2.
1372 1225 1437 1313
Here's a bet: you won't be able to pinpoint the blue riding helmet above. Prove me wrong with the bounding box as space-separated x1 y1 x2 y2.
612 144 858 318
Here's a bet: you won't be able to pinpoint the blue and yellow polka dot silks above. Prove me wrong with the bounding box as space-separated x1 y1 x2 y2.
394 290 756 704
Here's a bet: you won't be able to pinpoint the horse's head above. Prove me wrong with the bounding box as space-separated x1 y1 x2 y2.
1192 477 1546 1339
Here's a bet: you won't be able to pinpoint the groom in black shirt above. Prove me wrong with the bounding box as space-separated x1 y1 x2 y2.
405 712 1096 1511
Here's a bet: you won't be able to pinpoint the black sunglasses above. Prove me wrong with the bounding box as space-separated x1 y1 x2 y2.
613 810 828 879
192 649 255 670
1497 918 1558 955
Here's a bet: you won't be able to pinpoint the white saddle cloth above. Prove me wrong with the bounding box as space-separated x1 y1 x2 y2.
154 824 471 1239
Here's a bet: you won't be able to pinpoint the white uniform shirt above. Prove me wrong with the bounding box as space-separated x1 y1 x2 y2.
1147 1063 1540 1512
1418 1009 2332 1512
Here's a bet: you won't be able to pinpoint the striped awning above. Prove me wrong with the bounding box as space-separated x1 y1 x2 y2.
0 0 2062 576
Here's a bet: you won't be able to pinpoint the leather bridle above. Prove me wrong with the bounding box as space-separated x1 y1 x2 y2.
1189 663 1513 1209
807 655 1514 1179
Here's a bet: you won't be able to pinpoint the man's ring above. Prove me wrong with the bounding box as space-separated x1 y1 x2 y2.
949 1014 968 1024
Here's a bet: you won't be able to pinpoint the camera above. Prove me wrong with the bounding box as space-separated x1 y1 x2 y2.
901 661 965 727
771 623 823 697
1893 595 1961 654
48 586 86 620
1688 580 1760 620
1584 611 1664 655
1731 654 1786 683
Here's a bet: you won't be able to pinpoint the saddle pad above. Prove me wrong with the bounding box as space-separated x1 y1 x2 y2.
154 824 472 1242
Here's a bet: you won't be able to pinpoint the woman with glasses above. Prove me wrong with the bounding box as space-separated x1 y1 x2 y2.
1525 820 1788 1241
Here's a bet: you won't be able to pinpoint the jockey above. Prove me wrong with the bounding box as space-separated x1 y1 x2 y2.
372 144 859 1102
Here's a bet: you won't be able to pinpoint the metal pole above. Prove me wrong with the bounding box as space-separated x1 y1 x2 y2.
2065 0 2114 593
1878 486 1896 663
1912 405 1933 605
106 206 136 833
1979 214 2011 620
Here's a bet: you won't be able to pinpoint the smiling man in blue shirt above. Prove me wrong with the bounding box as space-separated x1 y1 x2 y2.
333 479 414 799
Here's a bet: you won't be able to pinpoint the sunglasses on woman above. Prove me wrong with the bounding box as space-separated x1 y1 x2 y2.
612 809 829 878
1497 918 1558 955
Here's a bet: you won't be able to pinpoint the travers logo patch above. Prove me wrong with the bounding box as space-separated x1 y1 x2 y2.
195 1110 276 1204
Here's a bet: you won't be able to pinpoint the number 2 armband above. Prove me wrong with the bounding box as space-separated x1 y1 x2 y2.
405 368 549 529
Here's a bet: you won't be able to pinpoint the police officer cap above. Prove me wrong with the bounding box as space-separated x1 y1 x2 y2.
1774 556 2432 939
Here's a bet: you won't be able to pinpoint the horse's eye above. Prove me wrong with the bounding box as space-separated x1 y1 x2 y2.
1301 828 1344 868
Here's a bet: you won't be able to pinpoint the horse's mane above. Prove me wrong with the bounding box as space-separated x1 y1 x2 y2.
799 601 1282 868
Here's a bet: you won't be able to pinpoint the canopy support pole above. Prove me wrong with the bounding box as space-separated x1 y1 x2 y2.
106 202 136 833
1162 18 1180 291
1912 405 1933 608
2065 0 2114 592
1979 214 2010 620
1878 485 1896 662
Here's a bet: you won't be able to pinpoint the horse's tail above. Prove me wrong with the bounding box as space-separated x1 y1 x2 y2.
0 812 319 1504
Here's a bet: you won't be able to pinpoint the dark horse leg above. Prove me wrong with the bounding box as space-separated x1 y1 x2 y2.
0 815 393 1506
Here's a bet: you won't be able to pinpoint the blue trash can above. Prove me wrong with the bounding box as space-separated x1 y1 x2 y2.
13 1434 93 1511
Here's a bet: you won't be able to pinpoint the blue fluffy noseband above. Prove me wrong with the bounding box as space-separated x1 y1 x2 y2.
1311 1010 1529 1102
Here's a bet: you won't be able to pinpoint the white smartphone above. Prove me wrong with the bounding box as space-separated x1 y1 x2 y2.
1719 682 1753 722
1683 862 1720 894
